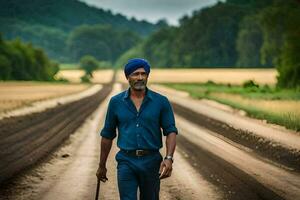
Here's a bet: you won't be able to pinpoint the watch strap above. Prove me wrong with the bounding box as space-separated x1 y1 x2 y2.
164 155 173 163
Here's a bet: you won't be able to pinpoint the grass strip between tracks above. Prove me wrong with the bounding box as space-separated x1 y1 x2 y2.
164 83 300 131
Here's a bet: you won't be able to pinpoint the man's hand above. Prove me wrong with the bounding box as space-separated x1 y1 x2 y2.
159 159 173 179
96 165 108 182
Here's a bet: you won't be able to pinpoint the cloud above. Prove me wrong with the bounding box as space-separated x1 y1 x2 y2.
80 0 219 25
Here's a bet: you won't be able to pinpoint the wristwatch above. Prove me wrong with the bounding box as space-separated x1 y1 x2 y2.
164 155 174 163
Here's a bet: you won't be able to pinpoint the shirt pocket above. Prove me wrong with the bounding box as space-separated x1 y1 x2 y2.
117 109 135 124
141 109 160 124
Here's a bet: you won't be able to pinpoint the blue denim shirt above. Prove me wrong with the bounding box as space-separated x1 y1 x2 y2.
100 87 178 150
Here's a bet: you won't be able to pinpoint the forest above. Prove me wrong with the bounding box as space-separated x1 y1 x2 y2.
0 34 58 81
0 0 164 62
117 0 300 88
0 0 299 87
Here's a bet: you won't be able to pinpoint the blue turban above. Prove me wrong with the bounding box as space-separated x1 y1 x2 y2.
124 58 150 78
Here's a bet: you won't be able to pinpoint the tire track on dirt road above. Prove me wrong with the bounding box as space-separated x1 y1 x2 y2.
175 114 300 200
150 84 300 172
172 102 300 172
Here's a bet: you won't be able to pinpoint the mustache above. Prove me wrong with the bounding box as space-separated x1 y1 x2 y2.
134 80 146 85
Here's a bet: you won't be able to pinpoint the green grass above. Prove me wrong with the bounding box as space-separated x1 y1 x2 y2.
207 95 300 131
164 82 300 100
59 63 80 70
163 82 300 131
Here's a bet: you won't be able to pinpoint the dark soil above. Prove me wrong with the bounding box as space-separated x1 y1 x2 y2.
0 83 112 183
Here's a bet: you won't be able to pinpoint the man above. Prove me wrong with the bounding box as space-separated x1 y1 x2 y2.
96 58 178 200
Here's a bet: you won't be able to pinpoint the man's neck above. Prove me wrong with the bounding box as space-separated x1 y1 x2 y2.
130 87 146 99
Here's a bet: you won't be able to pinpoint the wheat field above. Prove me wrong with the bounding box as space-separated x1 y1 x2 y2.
116 68 277 85
56 69 114 83
211 93 300 116
57 68 277 85
0 82 90 112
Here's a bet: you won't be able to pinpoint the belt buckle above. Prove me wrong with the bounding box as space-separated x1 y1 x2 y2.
136 150 143 156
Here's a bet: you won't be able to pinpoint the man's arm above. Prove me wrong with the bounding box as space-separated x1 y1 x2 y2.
159 132 177 179
165 132 176 157
96 137 113 182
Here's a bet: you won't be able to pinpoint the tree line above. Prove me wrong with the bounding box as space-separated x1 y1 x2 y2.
0 19 143 63
0 34 58 81
0 0 164 62
0 0 161 35
0 0 299 88
68 25 141 63
116 0 300 88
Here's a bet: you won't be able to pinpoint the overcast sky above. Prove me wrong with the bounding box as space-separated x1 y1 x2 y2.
80 0 220 25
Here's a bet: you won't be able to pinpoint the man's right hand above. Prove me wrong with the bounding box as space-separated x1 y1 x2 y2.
96 165 108 182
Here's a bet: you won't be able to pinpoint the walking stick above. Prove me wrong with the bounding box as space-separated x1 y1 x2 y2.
95 177 101 200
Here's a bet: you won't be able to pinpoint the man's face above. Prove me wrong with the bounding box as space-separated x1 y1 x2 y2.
127 68 148 91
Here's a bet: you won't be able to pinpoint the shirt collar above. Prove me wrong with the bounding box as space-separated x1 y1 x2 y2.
123 87 153 100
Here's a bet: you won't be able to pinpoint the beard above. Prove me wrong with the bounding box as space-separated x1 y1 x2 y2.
130 80 147 91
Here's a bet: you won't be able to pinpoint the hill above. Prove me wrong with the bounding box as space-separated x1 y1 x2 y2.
0 0 164 62
0 0 161 35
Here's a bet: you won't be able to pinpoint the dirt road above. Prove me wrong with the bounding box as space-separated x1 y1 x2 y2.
0 83 299 199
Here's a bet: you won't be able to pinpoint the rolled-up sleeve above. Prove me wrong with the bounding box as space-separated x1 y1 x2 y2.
100 98 117 139
160 97 178 136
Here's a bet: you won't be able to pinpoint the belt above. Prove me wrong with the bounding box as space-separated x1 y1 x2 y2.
121 149 158 157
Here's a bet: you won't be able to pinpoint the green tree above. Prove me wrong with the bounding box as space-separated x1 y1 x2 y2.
0 35 12 80
260 0 300 88
67 25 141 62
137 1 249 67
0 55 12 80
236 15 267 67
0 35 59 81
80 55 99 78
115 44 145 68
142 27 178 67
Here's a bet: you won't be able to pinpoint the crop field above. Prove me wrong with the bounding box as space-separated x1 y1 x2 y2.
5 67 296 130
56 69 114 83
92 70 115 83
208 92 300 129
0 82 90 113
57 68 277 85
116 68 277 85
165 83 300 131
55 70 85 83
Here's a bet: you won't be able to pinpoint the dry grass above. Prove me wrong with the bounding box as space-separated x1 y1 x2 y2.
58 68 276 85
164 81 300 130
55 70 85 83
92 70 114 83
211 93 300 117
116 68 277 85
56 69 114 83
0 82 90 112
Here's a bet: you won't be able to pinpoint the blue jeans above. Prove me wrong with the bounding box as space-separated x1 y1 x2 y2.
115 150 162 200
